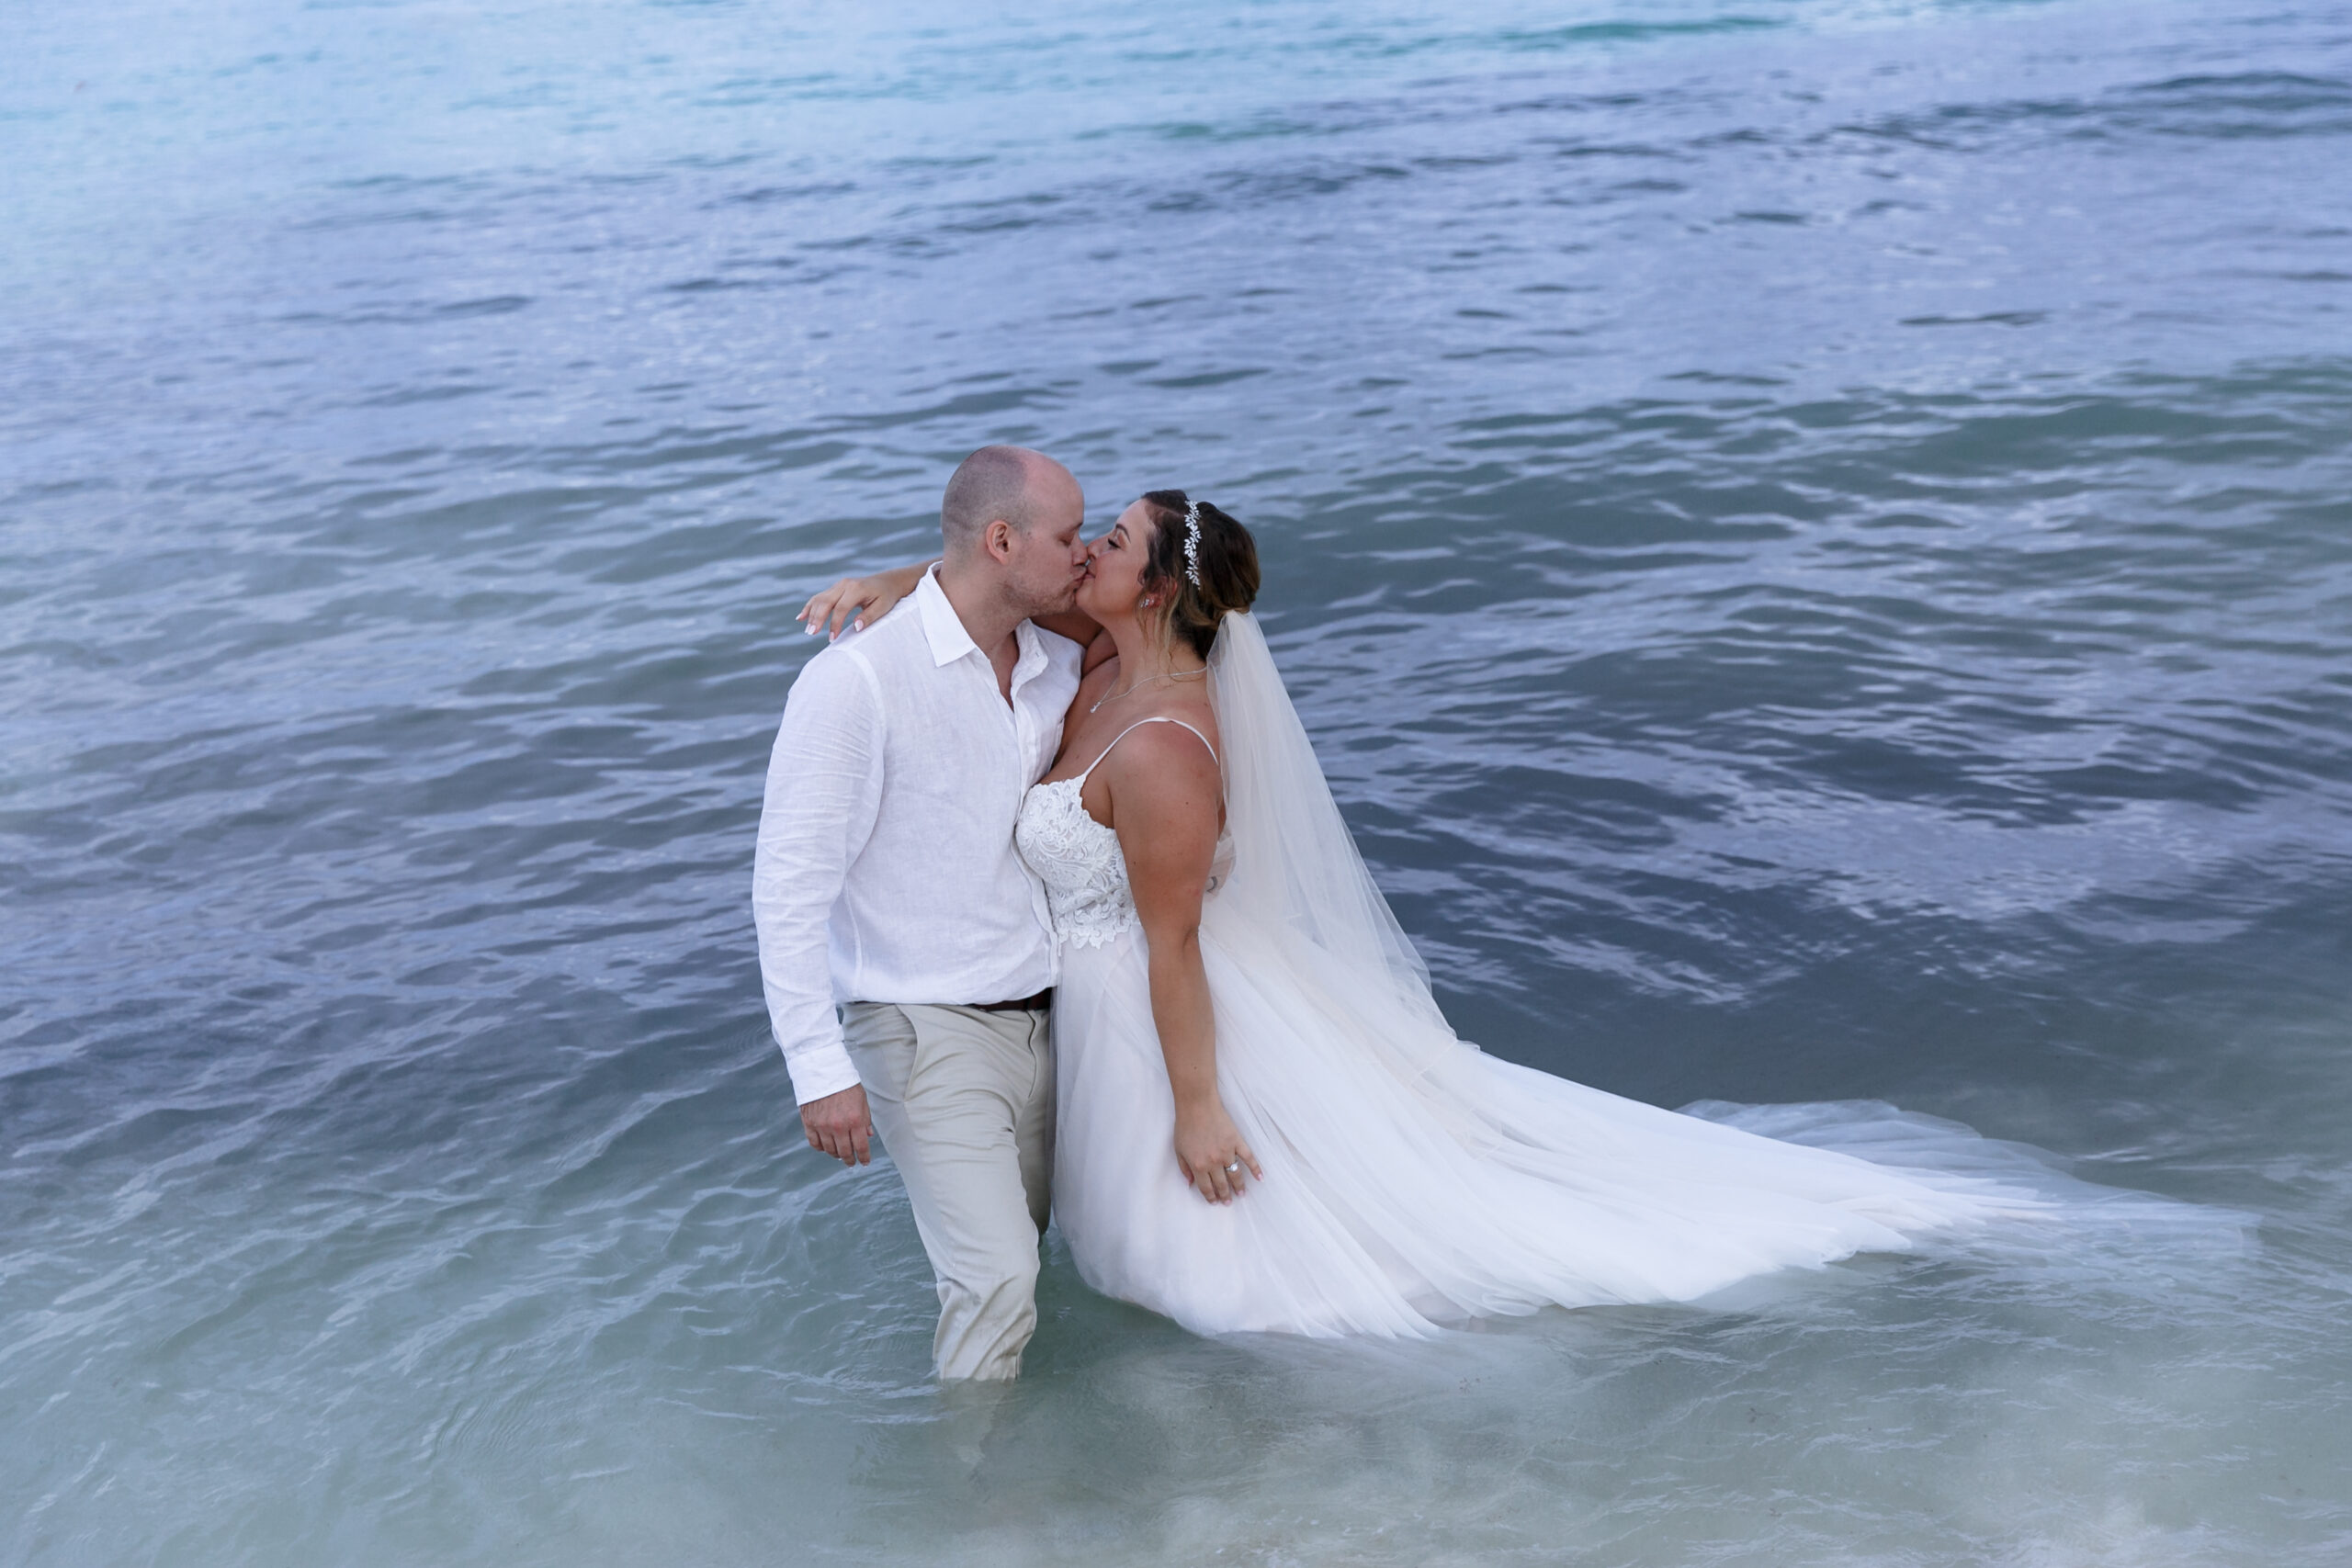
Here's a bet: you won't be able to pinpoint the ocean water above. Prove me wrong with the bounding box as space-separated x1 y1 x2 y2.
5 0 2350 1562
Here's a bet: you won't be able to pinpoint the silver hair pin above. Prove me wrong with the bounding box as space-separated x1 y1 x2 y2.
1182 500 1203 587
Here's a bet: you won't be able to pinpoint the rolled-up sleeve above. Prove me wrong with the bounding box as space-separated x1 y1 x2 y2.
752 648 884 1104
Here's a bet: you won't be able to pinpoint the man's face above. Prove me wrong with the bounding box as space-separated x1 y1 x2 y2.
1001 468 1089 617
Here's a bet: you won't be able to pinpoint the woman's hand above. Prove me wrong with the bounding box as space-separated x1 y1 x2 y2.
1174 1098 1263 1204
797 559 932 640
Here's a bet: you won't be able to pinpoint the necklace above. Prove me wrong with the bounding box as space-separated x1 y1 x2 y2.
1089 665 1205 714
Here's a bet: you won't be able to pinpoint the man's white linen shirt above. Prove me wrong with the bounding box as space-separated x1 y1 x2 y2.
754 568 1082 1104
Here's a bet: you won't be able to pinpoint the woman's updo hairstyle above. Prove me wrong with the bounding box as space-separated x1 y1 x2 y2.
1137 489 1260 659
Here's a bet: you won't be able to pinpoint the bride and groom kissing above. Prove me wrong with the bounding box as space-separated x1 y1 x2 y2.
753 444 2041 1382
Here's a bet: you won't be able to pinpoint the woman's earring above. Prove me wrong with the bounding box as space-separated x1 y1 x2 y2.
1141 595 1155 607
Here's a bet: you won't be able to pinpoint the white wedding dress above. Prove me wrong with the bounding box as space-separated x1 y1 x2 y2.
1013 615 2078 1339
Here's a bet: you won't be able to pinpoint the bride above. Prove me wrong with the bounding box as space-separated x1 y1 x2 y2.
801 491 2061 1338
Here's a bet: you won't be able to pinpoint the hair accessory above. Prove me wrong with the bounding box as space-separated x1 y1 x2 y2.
1182 500 1203 588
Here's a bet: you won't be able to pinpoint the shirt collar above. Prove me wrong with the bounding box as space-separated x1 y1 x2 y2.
914 565 980 669
916 566 1060 695
1009 618 1049 689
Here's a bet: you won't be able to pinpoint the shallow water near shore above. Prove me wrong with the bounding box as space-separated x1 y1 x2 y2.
6 0 2352 1562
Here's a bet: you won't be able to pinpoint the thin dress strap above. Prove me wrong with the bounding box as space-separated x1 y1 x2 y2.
1073 716 1217 784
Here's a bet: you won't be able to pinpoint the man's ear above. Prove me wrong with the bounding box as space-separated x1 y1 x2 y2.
984 518 1016 563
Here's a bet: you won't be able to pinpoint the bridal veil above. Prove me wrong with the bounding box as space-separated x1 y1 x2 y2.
1204 612 1453 1046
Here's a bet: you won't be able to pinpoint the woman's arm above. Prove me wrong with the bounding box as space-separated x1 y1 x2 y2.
799 566 1111 668
1032 606 1106 658
1074 622 1118 678
797 558 936 640
1108 725 1261 1204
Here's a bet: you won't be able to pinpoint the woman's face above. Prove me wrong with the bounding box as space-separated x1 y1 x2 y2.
1075 498 1159 622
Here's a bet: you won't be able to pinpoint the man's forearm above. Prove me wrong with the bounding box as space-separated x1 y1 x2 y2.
754 830 865 1105
753 651 879 1106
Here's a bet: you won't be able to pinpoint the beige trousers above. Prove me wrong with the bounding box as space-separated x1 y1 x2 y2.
841 1000 1054 1382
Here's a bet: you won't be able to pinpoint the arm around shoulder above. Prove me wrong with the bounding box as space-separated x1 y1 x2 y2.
797 558 936 641
1030 606 1107 661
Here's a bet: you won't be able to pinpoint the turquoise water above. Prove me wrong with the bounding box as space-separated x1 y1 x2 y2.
6 0 2350 1562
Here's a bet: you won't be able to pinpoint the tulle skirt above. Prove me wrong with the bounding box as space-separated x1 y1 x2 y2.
1049 916 2186 1340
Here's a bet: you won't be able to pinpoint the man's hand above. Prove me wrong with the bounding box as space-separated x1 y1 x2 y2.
800 1084 875 1167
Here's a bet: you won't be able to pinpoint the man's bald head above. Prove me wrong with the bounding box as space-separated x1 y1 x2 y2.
940 446 1078 558
935 445 1088 622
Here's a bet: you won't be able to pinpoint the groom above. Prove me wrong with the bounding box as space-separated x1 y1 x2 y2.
753 446 1091 1381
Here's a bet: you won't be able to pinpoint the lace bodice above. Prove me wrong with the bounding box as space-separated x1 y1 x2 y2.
1015 716 1220 950
1017 777 1139 948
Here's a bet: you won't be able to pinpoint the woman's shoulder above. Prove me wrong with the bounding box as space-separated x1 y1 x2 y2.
1096 705 1222 856
1102 703 1220 771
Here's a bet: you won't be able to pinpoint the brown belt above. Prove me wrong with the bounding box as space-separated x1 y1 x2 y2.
968 987 1053 1013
